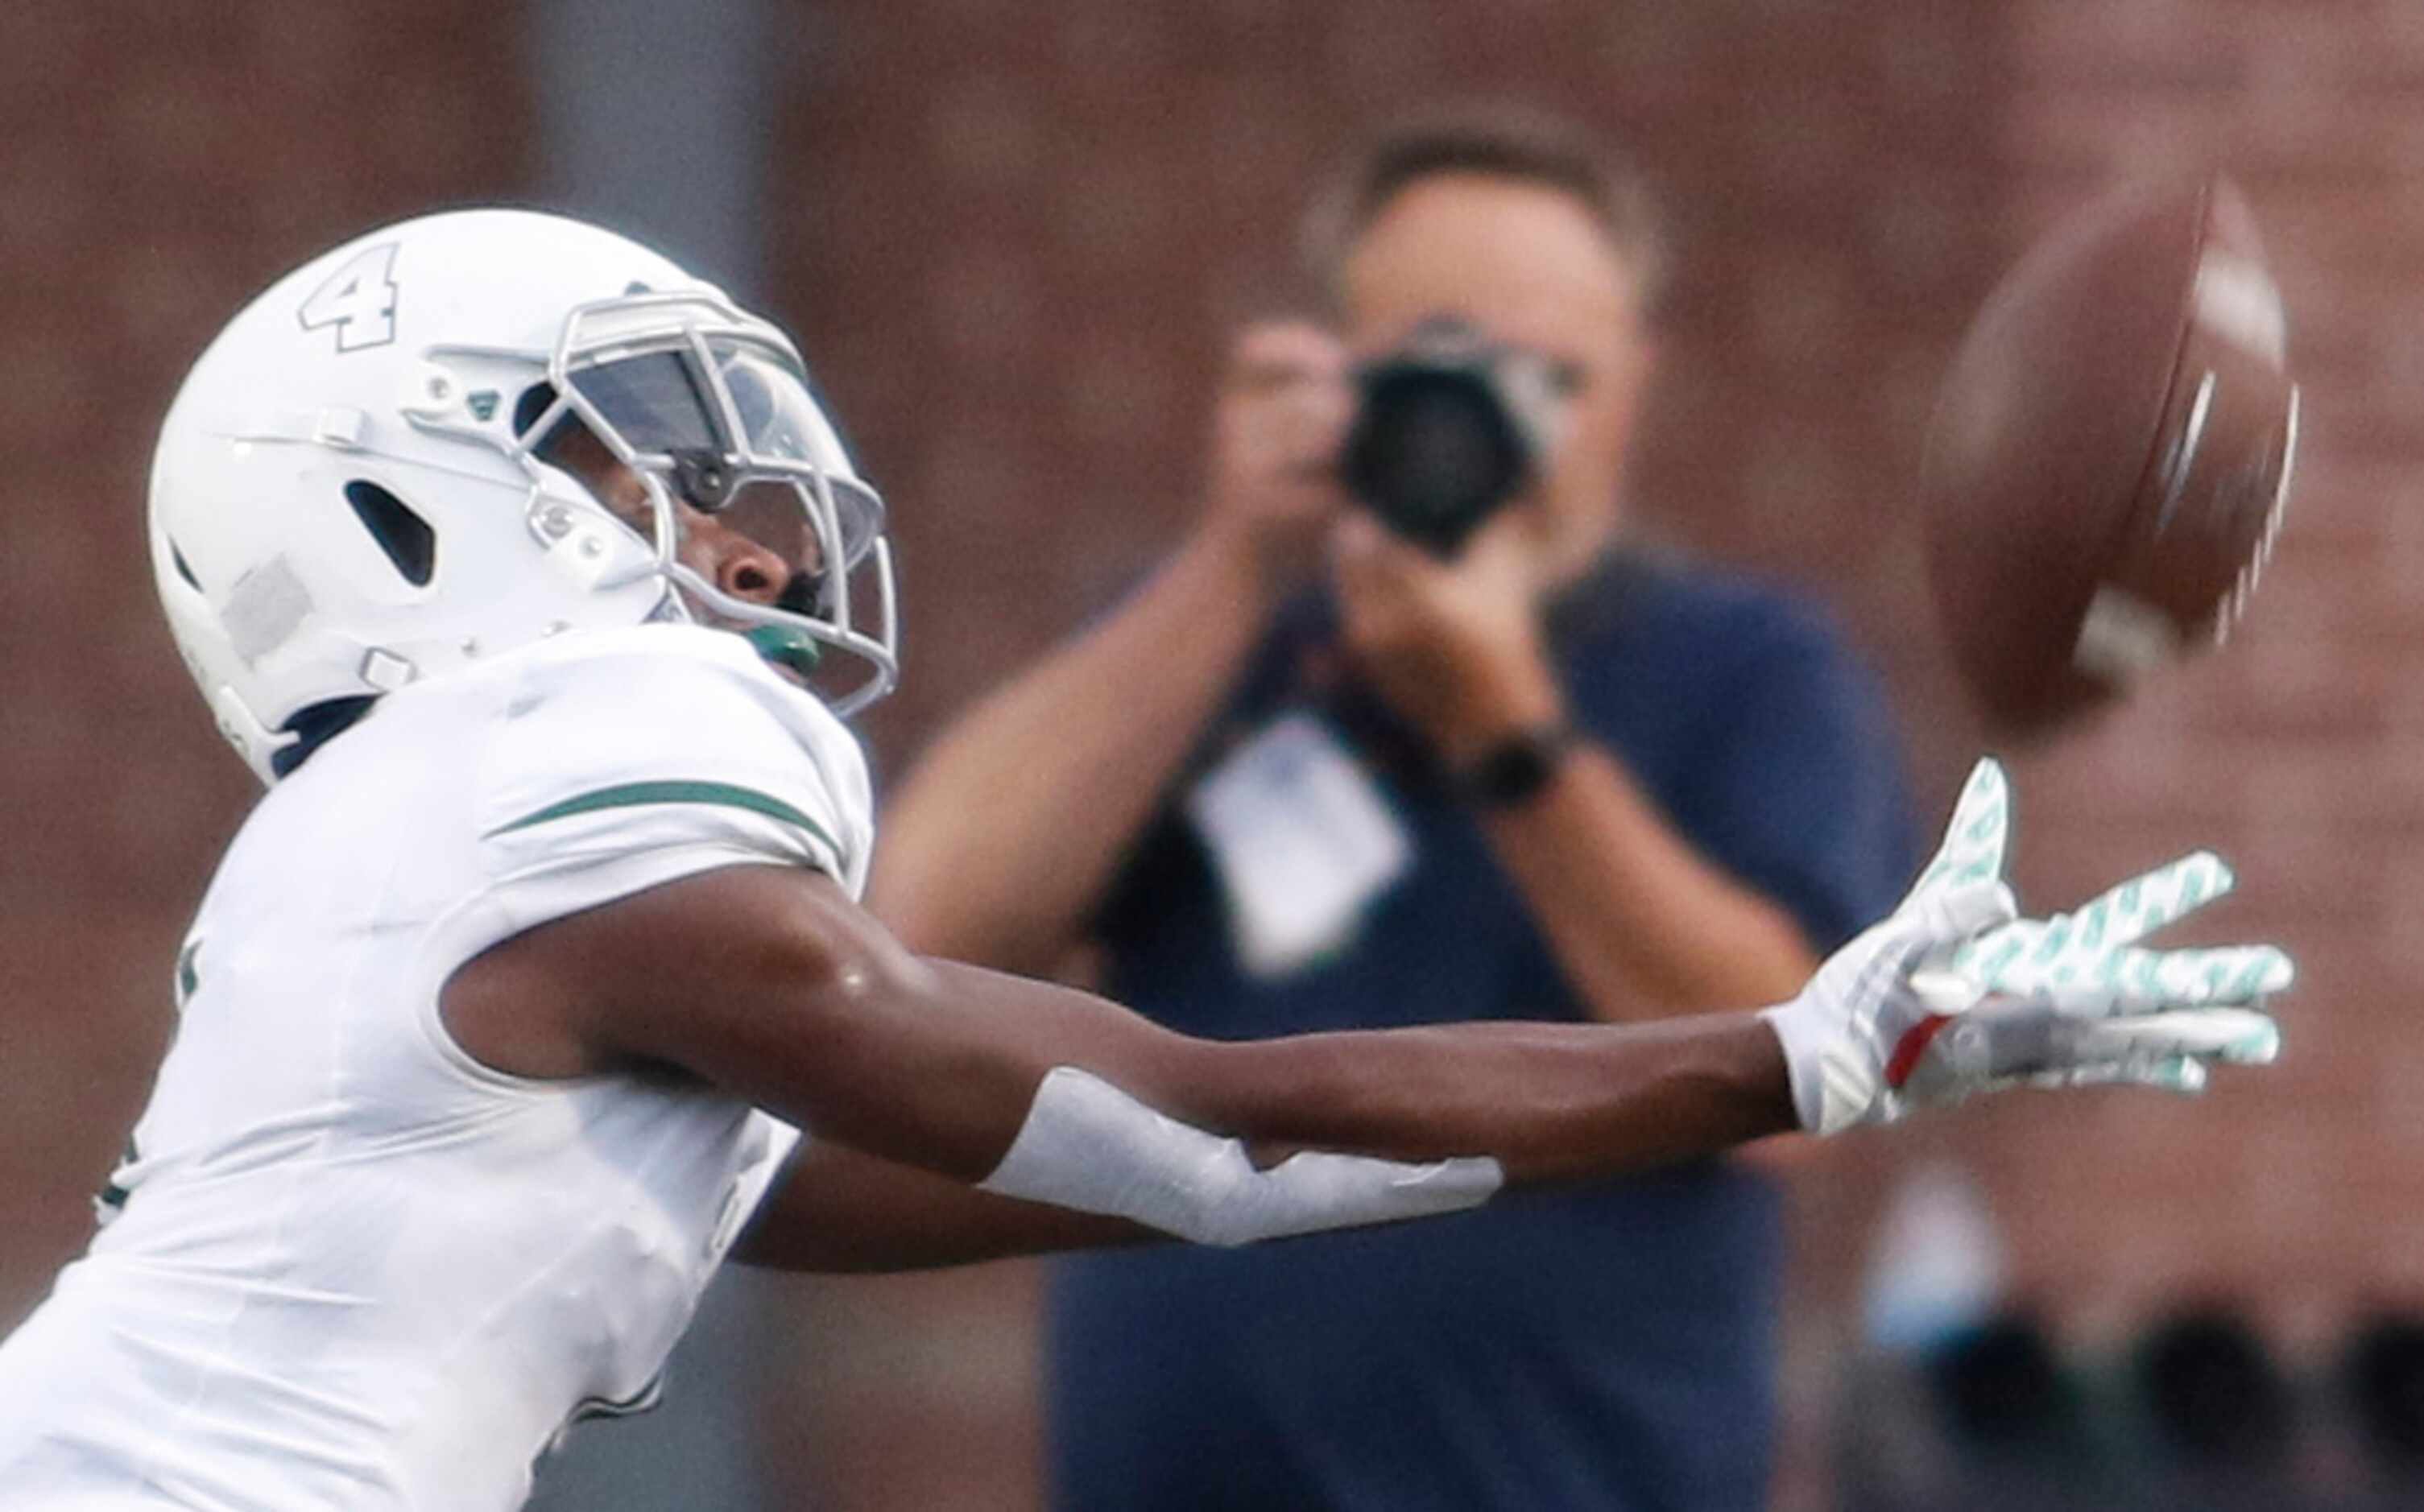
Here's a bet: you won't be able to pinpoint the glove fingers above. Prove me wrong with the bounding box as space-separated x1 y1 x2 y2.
2041 945 2294 1016
2025 1056 2209 1097
1905 881 2020 1015
2066 1007 2282 1067
2068 851 2236 948
1908 760 2009 899
1909 965 1983 1017
2158 1056 2214 1095
1913 878 2020 947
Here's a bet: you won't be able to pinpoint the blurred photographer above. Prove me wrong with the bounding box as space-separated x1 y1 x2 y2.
875 109 1915 1511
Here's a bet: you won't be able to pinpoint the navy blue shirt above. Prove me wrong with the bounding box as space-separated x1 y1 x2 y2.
1050 549 1915 1511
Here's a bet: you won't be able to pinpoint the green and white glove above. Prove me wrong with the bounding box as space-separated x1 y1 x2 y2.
1761 759 2292 1135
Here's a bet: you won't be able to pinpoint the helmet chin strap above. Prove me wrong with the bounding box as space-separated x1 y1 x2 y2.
211 683 297 780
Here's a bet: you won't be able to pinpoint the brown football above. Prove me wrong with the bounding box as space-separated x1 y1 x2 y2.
1922 175 2300 737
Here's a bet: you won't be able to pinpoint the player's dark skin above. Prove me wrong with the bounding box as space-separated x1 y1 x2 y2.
440 436 1797 1272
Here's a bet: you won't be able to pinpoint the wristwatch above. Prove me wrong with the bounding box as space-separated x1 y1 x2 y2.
1454 722 1578 810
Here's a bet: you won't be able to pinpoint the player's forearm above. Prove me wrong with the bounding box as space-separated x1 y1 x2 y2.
927 961 1795 1248
1199 1013 1797 1185
1481 744 1818 1019
869 521 1272 972
893 958 1796 1191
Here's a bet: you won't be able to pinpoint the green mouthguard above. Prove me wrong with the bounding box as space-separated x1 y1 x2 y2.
744 625 824 679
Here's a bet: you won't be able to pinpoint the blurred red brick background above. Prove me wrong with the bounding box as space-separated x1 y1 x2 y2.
1927 0 2424 1363
0 0 528 1305
2 2 2421 1508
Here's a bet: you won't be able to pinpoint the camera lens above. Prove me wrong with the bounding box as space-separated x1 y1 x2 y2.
1359 378 1516 520
1342 353 1532 556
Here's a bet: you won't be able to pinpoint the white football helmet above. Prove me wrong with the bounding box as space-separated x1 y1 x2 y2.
149 208 897 783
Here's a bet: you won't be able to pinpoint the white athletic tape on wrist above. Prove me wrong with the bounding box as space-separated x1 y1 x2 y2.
978 1066 1505 1247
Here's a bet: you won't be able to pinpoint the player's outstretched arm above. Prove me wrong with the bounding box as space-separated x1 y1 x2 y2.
451 857 1797 1193
446 762 2288 1266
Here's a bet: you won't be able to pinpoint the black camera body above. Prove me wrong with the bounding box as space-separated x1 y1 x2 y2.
1338 317 1560 556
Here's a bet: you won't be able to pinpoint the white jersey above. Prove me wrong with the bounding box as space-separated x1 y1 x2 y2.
0 626 872 1511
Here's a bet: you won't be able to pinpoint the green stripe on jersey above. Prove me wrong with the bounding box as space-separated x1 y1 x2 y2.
174 938 202 1007
486 780 838 857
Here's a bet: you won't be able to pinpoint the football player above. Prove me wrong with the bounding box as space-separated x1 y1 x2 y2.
0 209 2290 1510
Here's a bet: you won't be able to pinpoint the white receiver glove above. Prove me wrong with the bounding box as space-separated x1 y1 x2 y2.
1761 759 2292 1135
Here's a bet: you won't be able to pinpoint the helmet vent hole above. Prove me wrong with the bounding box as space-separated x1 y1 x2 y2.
344 481 436 588
169 539 201 593
512 382 584 460
512 382 557 440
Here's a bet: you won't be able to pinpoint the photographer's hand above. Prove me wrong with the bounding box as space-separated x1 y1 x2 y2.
871 324 1347 973
1334 507 1820 1024
1330 508 1564 766
1205 321 1356 596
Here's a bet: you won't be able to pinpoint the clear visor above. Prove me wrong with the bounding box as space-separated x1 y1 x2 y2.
560 341 883 571
513 298 899 714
